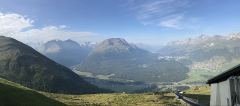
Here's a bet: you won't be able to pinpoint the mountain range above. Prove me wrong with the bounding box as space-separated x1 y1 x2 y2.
157 33 240 82
26 32 240 84
35 39 92 67
0 36 107 94
74 38 189 83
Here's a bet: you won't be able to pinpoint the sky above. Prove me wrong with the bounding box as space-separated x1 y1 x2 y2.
0 0 240 45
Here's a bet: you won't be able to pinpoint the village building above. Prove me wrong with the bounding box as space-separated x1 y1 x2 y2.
207 65 240 106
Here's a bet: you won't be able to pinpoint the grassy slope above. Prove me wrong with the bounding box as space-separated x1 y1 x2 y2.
42 92 182 106
183 86 210 106
0 36 104 94
0 77 184 106
0 78 65 106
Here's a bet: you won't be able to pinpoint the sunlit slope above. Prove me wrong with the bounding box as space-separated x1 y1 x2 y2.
159 34 240 83
42 92 182 106
183 86 210 106
0 77 183 106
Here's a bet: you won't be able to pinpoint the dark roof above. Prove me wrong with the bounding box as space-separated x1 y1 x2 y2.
207 64 240 84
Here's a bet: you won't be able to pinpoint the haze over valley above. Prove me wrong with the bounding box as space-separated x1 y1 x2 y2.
29 32 240 85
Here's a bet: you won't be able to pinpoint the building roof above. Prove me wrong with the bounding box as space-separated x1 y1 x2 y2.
207 64 240 84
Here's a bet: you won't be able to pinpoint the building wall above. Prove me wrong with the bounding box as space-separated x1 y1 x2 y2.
210 79 232 106
229 77 240 105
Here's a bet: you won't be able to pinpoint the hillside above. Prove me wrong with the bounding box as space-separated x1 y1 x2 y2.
0 36 106 94
42 92 182 106
81 77 157 93
75 38 189 83
0 78 65 106
183 86 210 106
158 33 240 82
0 77 184 106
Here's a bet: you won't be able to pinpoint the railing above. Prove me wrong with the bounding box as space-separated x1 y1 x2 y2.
175 93 202 106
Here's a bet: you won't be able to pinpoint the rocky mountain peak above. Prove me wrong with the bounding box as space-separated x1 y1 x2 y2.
94 38 139 52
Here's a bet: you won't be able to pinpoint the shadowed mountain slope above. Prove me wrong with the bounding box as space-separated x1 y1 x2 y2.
0 36 108 94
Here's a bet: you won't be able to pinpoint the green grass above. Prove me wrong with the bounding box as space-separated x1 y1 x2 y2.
183 86 210 106
42 92 183 106
0 78 65 106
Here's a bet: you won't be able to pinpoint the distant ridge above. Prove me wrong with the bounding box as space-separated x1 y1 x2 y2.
76 38 189 82
40 39 92 67
0 36 109 94
158 33 240 82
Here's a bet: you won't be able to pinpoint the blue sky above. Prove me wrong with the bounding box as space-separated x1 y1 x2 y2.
0 0 240 45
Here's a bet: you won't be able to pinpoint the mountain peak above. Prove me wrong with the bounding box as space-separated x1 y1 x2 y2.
45 39 80 50
94 38 139 52
41 39 92 67
46 39 79 45
0 36 104 94
101 38 129 46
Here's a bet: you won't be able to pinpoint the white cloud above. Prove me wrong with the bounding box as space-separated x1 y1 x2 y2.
159 15 184 29
0 13 33 36
18 26 102 43
126 0 197 29
0 12 104 44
